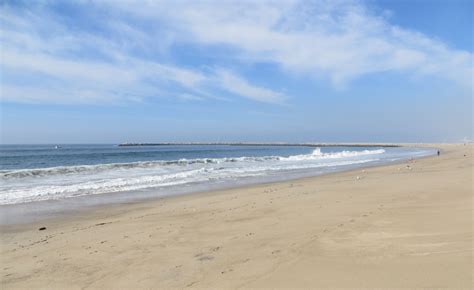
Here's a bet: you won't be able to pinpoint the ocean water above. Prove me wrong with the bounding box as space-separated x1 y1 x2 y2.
0 144 435 205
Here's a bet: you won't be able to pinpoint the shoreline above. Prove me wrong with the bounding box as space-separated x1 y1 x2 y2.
1 144 471 288
0 145 436 226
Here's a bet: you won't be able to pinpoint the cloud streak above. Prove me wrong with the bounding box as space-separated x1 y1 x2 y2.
0 3 287 105
0 0 471 105
129 0 471 87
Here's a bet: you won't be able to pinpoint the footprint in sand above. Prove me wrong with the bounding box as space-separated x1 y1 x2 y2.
197 255 214 261
186 281 198 287
221 268 233 274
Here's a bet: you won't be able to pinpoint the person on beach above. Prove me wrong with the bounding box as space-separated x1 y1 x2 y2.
437 150 440 156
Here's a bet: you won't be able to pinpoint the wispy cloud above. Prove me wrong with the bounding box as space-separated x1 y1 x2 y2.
0 0 471 105
123 0 471 87
214 69 287 104
0 3 286 105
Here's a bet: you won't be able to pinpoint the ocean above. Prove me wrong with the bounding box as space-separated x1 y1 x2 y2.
0 144 435 206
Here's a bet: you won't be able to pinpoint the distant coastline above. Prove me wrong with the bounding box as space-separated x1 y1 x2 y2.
118 142 401 147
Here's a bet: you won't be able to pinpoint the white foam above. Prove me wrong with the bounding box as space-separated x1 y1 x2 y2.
0 147 395 205
0 148 384 180
0 156 280 179
282 148 385 161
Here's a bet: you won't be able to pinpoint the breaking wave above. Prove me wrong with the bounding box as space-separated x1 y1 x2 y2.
283 148 385 161
0 158 378 205
0 148 385 179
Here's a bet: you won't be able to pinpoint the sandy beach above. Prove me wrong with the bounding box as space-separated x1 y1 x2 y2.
0 144 472 289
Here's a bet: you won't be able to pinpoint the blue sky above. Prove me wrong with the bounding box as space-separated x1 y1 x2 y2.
0 0 472 144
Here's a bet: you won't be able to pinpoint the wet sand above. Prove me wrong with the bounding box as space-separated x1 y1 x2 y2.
1 144 472 289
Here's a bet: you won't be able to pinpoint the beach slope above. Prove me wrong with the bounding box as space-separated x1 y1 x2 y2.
1 144 472 288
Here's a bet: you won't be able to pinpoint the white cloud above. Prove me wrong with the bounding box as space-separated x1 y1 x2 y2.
0 4 285 105
111 0 472 87
0 0 471 105
0 47 286 105
214 70 286 104
176 93 205 102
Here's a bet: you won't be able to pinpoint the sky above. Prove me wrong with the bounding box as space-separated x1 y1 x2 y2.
0 0 472 144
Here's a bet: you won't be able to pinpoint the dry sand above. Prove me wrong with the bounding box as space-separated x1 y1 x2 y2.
1 144 472 289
